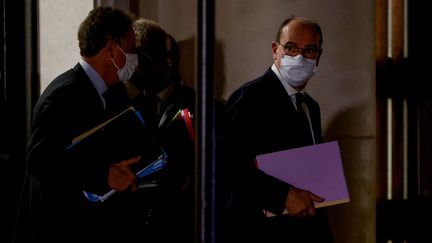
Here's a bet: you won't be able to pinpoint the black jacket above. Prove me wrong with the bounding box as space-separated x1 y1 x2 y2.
218 68 332 242
14 63 153 243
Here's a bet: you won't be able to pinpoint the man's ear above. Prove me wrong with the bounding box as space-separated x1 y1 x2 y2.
105 40 117 57
271 41 278 60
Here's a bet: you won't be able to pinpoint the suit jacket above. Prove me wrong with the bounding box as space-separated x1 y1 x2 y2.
147 81 197 243
14 63 154 243
218 68 332 242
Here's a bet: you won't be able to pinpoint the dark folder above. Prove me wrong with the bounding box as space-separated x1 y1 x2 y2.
67 106 167 202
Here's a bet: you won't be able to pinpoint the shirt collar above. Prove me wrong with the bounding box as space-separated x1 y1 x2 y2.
79 59 108 108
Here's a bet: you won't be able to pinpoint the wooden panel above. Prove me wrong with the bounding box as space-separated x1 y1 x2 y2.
375 0 387 64
391 0 404 62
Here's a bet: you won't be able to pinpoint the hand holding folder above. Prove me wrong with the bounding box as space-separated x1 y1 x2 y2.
67 106 168 202
256 141 350 216
108 155 142 192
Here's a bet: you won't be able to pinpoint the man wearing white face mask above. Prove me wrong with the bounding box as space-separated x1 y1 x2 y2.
218 16 333 243
13 6 156 243
111 45 139 83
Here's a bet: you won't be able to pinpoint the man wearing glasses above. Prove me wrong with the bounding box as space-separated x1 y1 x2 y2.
218 16 334 242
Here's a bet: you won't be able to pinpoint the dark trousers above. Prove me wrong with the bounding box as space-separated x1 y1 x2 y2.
222 208 333 243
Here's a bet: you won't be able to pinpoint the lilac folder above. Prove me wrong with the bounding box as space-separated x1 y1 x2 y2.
256 141 350 208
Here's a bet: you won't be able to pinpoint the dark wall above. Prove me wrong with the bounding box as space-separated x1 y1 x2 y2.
1 1 38 243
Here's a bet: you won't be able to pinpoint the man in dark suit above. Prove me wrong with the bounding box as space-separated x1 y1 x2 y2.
126 18 197 243
13 6 156 243
218 16 334 242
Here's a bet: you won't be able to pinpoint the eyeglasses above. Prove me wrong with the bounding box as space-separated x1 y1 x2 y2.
136 48 171 72
136 48 159 64
278 42 320 59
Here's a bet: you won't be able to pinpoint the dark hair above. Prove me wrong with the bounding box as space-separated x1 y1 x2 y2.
275 16 323 48
133 18 168 63
78 6 134 57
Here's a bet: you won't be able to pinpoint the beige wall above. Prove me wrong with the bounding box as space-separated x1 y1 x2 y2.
39 0 93 92
39 1 376 242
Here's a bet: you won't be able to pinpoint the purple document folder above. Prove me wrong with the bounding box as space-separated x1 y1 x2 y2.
256 141 349 208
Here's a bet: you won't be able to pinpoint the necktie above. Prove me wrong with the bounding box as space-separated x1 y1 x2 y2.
294 92 304 113
102 82 131 116
294 93 313 144
102 89 115 113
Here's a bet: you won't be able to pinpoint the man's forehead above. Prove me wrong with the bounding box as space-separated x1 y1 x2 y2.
281 22 320 45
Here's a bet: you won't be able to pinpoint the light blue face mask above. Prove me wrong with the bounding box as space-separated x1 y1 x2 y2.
279 54 317 87
111 46 138 82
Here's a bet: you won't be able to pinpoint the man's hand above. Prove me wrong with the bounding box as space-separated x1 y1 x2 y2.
285 187 324 217
108 156 141 192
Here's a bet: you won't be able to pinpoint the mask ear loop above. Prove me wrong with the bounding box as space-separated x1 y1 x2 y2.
112 45 128 70
117 45 127 56
111 59 121 70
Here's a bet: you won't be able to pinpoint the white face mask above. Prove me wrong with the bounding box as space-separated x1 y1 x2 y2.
111 46 138 82
279 54 317 87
